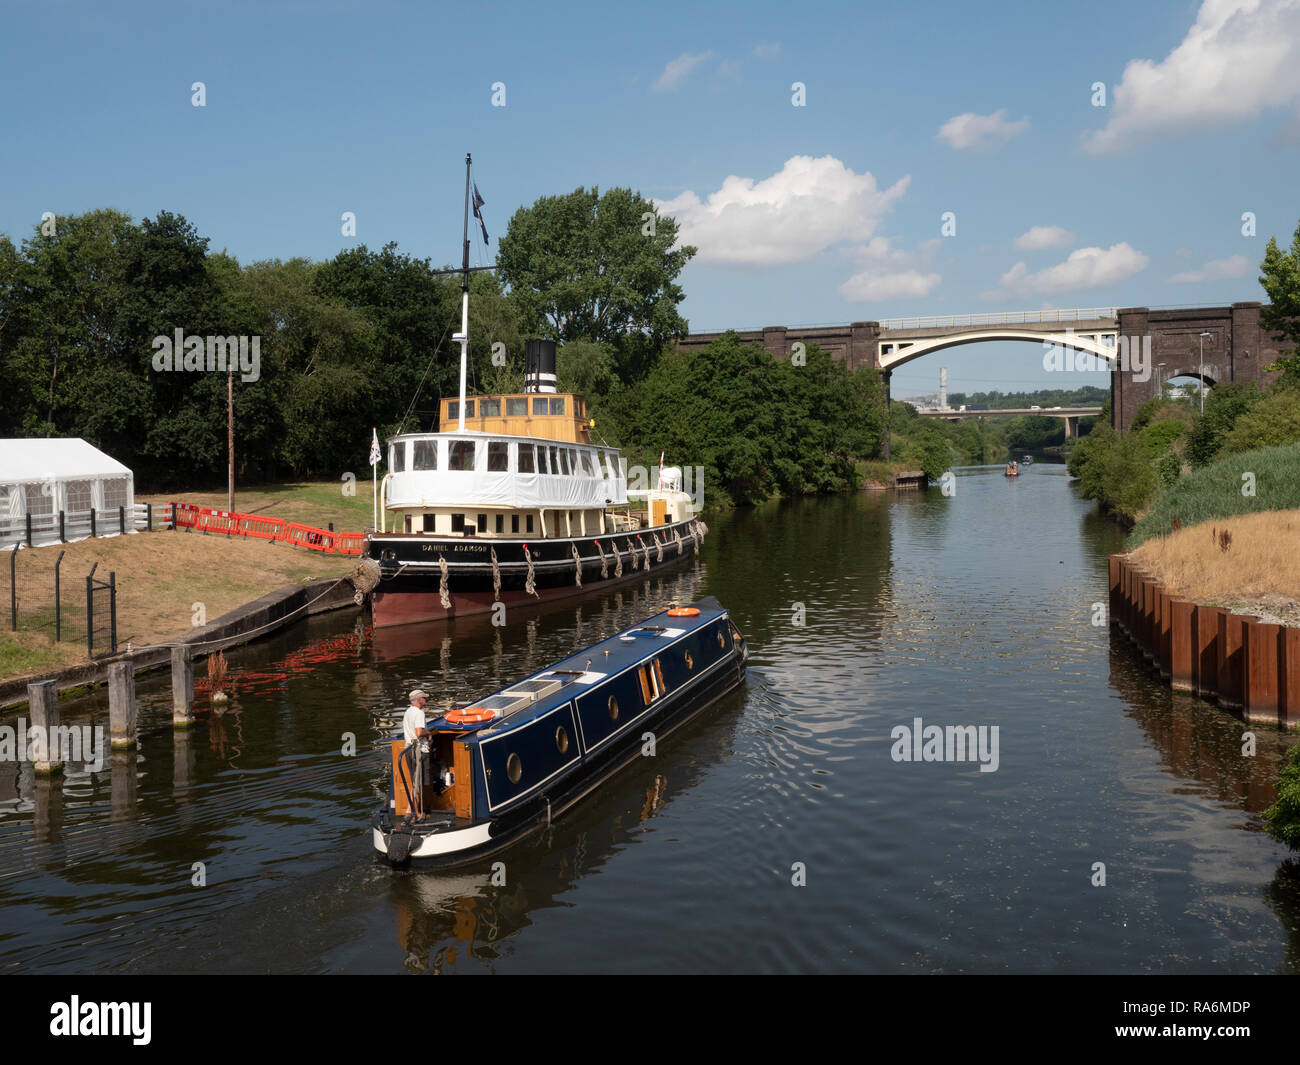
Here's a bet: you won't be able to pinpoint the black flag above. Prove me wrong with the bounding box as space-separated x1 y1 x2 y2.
472 184 489 243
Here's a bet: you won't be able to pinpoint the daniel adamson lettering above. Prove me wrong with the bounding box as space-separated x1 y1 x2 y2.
49 997 151 1045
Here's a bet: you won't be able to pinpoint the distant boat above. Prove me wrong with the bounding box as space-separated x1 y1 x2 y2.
372 596 747 868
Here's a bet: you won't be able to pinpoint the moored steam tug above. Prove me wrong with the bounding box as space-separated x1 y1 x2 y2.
364 338 705 627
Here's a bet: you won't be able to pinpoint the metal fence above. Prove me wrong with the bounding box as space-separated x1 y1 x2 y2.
3 545 118 657
0 501 172 550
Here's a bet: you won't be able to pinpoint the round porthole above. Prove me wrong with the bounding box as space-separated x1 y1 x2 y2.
608 695 619 721
556 726 569 754
507 753 522 784
685 650 694 671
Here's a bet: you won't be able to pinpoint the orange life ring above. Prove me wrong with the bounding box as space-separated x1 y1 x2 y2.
445 706 497 724
667 607 700 617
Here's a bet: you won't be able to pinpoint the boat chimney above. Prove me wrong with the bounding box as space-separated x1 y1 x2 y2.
525 339 558 394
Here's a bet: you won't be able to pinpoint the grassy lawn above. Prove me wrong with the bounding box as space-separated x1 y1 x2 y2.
138 480 376 532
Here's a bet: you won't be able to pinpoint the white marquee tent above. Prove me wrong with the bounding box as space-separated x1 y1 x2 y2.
1 438 135 545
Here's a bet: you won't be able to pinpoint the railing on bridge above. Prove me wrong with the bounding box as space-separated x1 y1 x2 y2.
879 308 1117 331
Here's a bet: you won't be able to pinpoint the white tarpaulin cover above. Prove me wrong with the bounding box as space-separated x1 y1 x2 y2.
0 438 135 519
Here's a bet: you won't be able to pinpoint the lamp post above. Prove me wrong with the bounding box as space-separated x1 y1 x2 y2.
1198 332 1212 413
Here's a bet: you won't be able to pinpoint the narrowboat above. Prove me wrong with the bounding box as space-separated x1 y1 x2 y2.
363 155 707 628
372 596 746 868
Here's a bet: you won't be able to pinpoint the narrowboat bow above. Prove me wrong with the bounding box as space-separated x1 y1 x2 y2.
373 596 747 868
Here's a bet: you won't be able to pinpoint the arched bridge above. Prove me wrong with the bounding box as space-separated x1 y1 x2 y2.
677 303 1281 431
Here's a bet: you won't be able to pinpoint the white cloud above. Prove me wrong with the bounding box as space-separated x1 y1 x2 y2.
653 51 714 92
656 155 910 267
936 108 1029 150
985 243 1149 299
1083 0 1300 154
837 237 941 302
840 269 942 302
1014 225 1075 251
1168 253 1251 282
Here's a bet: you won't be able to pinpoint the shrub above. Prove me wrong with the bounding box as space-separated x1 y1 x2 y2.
1264 744 1300 850
1185 382 1261 467
1220 389 1300 454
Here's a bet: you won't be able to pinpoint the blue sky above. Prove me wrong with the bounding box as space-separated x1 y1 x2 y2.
3 0 1297 399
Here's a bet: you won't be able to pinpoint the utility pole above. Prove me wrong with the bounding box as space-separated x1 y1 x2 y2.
227 367 234 512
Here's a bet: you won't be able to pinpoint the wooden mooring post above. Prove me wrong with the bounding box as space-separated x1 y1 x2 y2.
171 645 194 728
26 679 62 776
108 661 137 749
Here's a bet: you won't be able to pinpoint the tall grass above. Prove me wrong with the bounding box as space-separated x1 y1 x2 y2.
1130 442 1300 546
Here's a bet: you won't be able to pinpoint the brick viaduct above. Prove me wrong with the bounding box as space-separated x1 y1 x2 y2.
676 303 1283 432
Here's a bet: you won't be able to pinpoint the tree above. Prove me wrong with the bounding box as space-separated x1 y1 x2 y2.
1260 220 1300 387
496 187 696 381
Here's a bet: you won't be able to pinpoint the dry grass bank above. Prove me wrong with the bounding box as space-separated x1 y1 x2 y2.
1129 508 1300 625
1 526 351 681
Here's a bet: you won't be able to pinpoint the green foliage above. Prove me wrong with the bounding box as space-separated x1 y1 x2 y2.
1137 417 1186 456
496 186 696 381
1263 743 1300 851
1155 450 1182 490
1259 221 1300 388
944 386 1108 409
1184 382 1261 467
1066 423 1158 521
615 334 883 507
1129 442 1300 544
1004 415 1063 451
1219 389 1300 454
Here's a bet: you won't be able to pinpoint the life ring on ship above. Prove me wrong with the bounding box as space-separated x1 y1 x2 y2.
445 707 497 724
667 607 700 617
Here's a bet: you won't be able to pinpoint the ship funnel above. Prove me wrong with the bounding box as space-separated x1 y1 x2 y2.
525 339 558 394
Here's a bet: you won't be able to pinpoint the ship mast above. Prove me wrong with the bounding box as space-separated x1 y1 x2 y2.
455 153 471 431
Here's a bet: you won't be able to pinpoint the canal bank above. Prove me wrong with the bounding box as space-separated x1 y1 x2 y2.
0 575 359 710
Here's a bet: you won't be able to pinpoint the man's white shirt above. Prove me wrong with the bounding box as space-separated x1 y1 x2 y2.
403 705 427 745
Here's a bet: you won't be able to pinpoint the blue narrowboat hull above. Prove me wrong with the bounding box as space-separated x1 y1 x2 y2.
373 597 746 869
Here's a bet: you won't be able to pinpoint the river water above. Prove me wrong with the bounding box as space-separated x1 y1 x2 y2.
2 463 1297 974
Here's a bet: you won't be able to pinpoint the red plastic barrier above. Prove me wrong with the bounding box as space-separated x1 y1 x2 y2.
170 501 360 554
334 531 365 556
236 514 287 541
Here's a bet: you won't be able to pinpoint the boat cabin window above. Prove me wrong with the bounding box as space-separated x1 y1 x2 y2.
536 447 549 474
532 397 548 415
550 397 566 415
447 400 475 420
511 514 519 533
580 451 595 477
451 514 465 532
404 514 412 533
391 442 406 472
526 515 534 533
507 397 527 416
481 398 501 417
488 441 509 472
495 514 503 533
449 440 476 471
412 439 438 471
422 514 435 532
477 514 487 532
558 449 571 475
548 445 560 474
517 443 535 473
601 451 613 479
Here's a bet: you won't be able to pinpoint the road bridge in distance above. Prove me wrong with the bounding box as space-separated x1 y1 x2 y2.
916 406 1102 438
